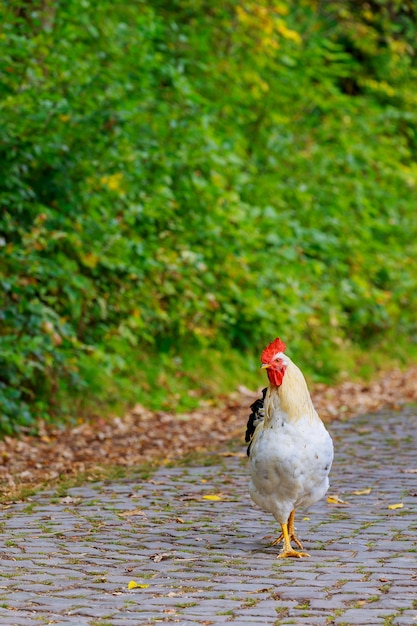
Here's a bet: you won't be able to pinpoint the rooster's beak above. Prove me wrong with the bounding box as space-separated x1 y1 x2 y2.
260 363 271 369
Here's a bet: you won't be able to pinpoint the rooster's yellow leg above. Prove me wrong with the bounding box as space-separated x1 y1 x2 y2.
288 510 304 550
277 522 310 559
271 510 303 549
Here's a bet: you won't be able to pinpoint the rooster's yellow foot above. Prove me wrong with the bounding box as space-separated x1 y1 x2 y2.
278 548 310 559
277 518 310 558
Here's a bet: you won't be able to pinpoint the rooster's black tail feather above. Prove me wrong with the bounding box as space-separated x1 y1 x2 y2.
245 387 267 456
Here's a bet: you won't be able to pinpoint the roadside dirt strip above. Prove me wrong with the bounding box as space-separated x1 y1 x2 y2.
0 407 416 625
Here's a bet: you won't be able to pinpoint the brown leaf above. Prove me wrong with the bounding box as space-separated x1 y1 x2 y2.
118 508 146 517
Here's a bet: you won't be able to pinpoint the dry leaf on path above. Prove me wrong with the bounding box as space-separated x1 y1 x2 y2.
151 552 174 563
327 495 348 505
202 494 223 501
60 496 81 504
387 503 403 510
127 581 150 590
118 508 146 517
352 488 372 495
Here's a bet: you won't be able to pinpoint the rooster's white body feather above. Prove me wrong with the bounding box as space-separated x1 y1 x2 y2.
248 356 333 525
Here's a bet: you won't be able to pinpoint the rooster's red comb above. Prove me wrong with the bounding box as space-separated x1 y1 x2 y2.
261 337 287 363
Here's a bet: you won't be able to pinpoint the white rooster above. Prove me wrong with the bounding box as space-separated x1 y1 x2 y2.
246 338 334 558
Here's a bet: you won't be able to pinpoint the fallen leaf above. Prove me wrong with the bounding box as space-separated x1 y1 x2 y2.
60 496 81 504
151 552 173 563
352 488 372 495
327 495 348 505
175 517 185 524
128 581 149 590
401 469 417 474
302 516 310 521
387 503 403 510
119 508 146 517
202 494 222 501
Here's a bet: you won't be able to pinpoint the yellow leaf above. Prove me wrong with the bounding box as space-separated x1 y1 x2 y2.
352 488 372 495
80 252 99 268
327 495 348 505
302 517 310 521
388 503 403 510
202 494 222 501
128 581 149 590
101 172 124 192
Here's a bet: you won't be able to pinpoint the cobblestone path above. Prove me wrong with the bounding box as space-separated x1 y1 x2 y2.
0 407 416 625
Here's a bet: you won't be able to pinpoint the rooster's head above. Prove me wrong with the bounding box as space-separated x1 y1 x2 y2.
261 337 288 387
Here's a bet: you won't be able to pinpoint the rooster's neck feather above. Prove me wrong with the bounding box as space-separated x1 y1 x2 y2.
264 357 317 423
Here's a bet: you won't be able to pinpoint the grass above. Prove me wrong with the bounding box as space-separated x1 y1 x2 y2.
0 460 159 505
168 450 227 469
61 339 417 426
71 346 263 420
216 610 235 616
175 601 198 608
295 601 310 610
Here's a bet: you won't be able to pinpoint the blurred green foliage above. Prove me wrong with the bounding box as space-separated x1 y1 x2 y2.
1 0 417 432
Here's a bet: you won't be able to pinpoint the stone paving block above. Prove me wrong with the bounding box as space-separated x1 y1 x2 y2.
393 612 417 625
278 586 324 601
340 581 381 594
375 596 416 610
229 619 274 624
334 607 396 624
309 597 346 609
289 618 329 625
0 615 47 626
46 622 91 626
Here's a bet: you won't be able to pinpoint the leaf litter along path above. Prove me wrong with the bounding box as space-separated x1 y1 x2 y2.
1 366 417 499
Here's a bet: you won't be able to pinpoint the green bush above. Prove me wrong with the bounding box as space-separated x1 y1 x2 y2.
1 0 417 432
